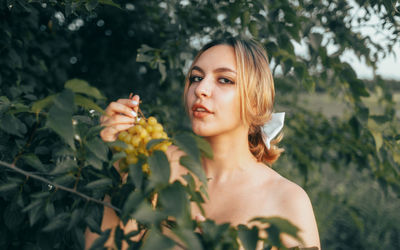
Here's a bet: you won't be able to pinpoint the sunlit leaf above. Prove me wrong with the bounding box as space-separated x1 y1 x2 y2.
65 79 106 100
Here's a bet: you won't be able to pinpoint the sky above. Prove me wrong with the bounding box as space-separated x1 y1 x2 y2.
292 2 400 81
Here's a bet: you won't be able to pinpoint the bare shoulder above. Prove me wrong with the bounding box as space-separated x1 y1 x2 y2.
256 165 320 248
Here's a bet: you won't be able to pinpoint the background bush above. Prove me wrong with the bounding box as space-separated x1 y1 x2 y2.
1 0 399 249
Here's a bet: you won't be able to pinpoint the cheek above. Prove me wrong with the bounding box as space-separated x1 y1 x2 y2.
185 87 195 113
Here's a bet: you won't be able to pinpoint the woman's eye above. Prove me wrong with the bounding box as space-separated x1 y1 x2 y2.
218 78 234 84
189 76 202 83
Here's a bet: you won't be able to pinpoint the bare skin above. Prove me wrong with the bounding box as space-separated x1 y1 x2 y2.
85 45 320 249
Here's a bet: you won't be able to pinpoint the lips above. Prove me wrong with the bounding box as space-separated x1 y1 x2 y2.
191 103 213 118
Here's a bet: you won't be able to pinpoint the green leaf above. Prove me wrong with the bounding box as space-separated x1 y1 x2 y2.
53 174 75 187
238 225 259 250
46 89 75 150
45 202 55 218
4 205 24 230
122 190 144 220
74 94 105 114
159 181 188 219
65 79 105 100
111 151 126 164
170 228 203 250
148 150 170 185
51 157 78 175
31 94 56 114
250 217 301 242
85 178 112 190
0 113 27 137
129 161 144 189
133 202 166 225
146 138 167 151
179 156 207 185
140 230 175 250
0 182 19 193
173 133 200 162
193 135 213 159
99 0 121 9
85 217 102 235
86 137 109 162
21 153 47 172
42 213 69 232
89 229 111 250
68 209 82 230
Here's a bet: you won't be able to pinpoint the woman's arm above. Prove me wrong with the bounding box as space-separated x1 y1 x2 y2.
85 95 141 249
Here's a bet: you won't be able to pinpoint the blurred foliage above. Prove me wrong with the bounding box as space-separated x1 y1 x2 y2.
1 0 399 249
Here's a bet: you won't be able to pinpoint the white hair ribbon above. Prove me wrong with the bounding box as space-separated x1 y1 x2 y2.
260 112 285 149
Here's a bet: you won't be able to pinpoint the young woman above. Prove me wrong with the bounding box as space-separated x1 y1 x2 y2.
87 37 320 249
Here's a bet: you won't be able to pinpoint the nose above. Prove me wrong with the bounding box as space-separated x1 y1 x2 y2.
194 76 213 98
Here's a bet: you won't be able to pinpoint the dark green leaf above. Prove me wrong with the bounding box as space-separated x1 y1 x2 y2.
21 153 47 172
173 133 200 162
140 229 175 250
250 217 301 241
238 225 259 250
68 209 82 230
148 150 170 185
89 229 111 250
85 217 102 235
85 178 112 190
42 213 69 232
45 202 55 219
159 181 188 219
0 182 19 193
51 157 78 175
86 137 109 162
180 156 207 185
193 135 213 159
129 161 144 189
0 113 27 137
122 190 144 220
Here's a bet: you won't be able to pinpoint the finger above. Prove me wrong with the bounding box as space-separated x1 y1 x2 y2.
100 124 133 142
106 102 137 118
195 214 206 222
116 95 140 110
102 115 136 126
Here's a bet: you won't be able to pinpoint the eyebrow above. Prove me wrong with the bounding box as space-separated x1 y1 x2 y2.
191 65 236 74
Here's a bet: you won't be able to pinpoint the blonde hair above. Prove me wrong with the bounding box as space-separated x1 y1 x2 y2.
184 37 284 165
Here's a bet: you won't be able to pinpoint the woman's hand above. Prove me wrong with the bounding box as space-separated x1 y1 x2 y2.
100 95 140 142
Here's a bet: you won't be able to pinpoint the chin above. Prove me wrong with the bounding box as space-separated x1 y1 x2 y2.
191 123 215 137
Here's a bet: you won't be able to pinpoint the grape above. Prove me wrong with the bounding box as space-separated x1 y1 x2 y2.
113 114 171 174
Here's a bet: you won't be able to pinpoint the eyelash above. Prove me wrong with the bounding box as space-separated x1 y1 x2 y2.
189 75 235 85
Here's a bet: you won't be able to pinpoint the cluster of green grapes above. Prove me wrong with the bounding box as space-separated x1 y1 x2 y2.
115 116 171 174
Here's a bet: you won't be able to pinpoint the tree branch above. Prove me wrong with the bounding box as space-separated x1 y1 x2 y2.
0 160 121 213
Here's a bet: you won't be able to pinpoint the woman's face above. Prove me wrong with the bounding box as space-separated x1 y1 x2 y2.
186 45 245 137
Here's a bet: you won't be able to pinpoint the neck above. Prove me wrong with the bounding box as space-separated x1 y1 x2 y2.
203 127 256 183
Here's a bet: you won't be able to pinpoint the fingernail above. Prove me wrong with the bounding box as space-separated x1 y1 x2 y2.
131 100 138 106
131 111 137 117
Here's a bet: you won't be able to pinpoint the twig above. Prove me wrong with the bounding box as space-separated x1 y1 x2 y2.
0 160 121 213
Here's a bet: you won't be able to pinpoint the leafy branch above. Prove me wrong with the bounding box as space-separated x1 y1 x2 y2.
0 160 121 213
